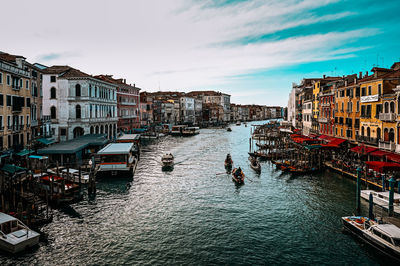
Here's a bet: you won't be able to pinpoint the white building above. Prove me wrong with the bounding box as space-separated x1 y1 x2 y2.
180 96 195 124
287 84 299 128
42 66 118 142
302 100 312 135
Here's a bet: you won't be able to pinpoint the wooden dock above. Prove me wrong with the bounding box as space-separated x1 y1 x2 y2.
324 162 383 190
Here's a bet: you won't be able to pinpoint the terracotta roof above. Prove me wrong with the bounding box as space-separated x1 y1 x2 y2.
43 65 91 78
186 90 223 96
95 75 141 90
0 52 25 64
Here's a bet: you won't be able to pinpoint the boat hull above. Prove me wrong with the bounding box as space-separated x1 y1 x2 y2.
0 233 40 254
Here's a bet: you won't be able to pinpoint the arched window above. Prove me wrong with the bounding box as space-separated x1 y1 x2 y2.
389 128 395 142
75 84 81 97
90 126 94 134
361 126 364 136
390 102 395 113
367 127 370 137
384 128 389 141
89 85 92 97
398 96 400 114
76 105 81 119
377 128 381 140
50 106 56 119
50 87 56 99
384 102 389 113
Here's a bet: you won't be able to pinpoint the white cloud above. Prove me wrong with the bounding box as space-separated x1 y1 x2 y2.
1 0 373 105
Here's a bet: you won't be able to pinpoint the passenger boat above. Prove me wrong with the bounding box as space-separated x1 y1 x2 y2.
249 157 261 173
361 190 400 215
182 127 200 136
342 216 400 261
236 121 241 126
96 143 137 177
232 168 245 184
161 153 174 171
0 212 40 254
171 125 188 136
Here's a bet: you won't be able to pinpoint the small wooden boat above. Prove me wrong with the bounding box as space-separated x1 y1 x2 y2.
249 157 261 173
39 174 82 205
0 212 40 254
232 168 245 185
161 154 174 171
342 216 400 261
227 127 232 132
248 151 268 160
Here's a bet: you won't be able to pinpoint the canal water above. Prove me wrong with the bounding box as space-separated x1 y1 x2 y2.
1 122 389 265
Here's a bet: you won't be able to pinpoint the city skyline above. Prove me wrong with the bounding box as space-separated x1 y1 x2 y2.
2 0 400 106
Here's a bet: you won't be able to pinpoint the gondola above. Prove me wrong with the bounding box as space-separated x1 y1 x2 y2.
232 168 245 185
249 156 261 173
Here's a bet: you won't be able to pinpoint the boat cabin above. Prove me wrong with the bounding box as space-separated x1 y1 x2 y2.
370 224 400 247
96 143 137 177
117 134 140 144
171 125 187 135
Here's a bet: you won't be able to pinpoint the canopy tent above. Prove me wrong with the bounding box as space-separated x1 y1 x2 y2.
308 134 320 139
16 149 34 156
36 138 55 145
370 150 391 158
328 138 347 146
387 153 400 163
366 161 400 172
1 164 27 175
350 145 378 155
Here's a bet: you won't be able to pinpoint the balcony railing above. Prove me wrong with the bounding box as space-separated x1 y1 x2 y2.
379 112 397 122
379 141 396 151
356 135 378 146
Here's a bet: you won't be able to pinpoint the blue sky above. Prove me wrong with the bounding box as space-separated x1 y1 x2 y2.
2 0 400 106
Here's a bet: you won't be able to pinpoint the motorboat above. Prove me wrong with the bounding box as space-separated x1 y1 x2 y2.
96 143 137 177
236 121 241 126
0 212 40 254
161 153 174 171
342 216 400 261
361 190 400 215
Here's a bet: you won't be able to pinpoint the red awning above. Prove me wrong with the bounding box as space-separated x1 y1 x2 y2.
370 150 391 158
328 138 347 146
318 135 329 139
308 134 319 139
350 145 378 154
366 161 400 172
387 153 400 163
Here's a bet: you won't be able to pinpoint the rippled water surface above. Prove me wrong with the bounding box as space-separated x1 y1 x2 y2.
1 122 388 265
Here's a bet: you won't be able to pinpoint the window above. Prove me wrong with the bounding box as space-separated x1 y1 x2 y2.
6 95 11 106
6 75 11 85
60 128 67 136
75 84 81 97
50 106 56 119
0 116 2 130
341 102 344 112
7 116 11 128
0 72 2 84
361 105 366 117
0 94 3 106
50 76 56 82
26 80 29 89
19 79 23 88
89 85 92 97
50 87 56 99
356 101 360 112
390 102 395 113
27 116 29 126
366 105 371 118
368 86 372 95
26 98 31 107
378 84 382 95
376 104 382 118
76 105 81 119
361 87 366 96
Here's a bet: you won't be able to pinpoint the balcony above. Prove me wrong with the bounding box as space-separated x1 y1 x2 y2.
379 141 396 151
12 85 21 91
318 117 328 123
379 112 397 122
120 102 137 106
356 135 378 146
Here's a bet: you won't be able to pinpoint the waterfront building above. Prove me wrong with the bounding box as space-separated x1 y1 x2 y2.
0 52 36 151
180 96 195 124
318 81 336 136
241 105 250 121
194 98 202 125
334 74 359 141
358 65 400 149
394 85 400 153
139 92 154 126
95 75 140 133
230 103 239 121
287 84 299 128
186 91 230 123
42 66 118 142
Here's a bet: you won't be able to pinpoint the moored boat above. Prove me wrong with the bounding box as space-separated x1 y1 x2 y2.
342 216 400 261
249 156 261 173
0 212 40 254
96 143 137 178
182 127 200 136
232 168 245 185
161 153 174 171
361 190 400 215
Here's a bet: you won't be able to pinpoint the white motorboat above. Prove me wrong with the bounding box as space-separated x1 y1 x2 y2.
161 154 174 170
236 121 241 126
96 143 137 177
361 190 400 215
0 212 40 254
342 216 400 261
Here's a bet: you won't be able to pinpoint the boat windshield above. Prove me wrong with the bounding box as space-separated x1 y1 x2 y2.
393 238 400 246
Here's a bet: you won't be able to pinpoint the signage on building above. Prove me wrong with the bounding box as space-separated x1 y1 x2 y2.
361 94 379 103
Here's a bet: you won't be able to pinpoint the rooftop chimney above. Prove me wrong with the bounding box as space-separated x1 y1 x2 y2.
323 74 326 79
359 72 362 79
365 71 368 78
123 79 126 84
